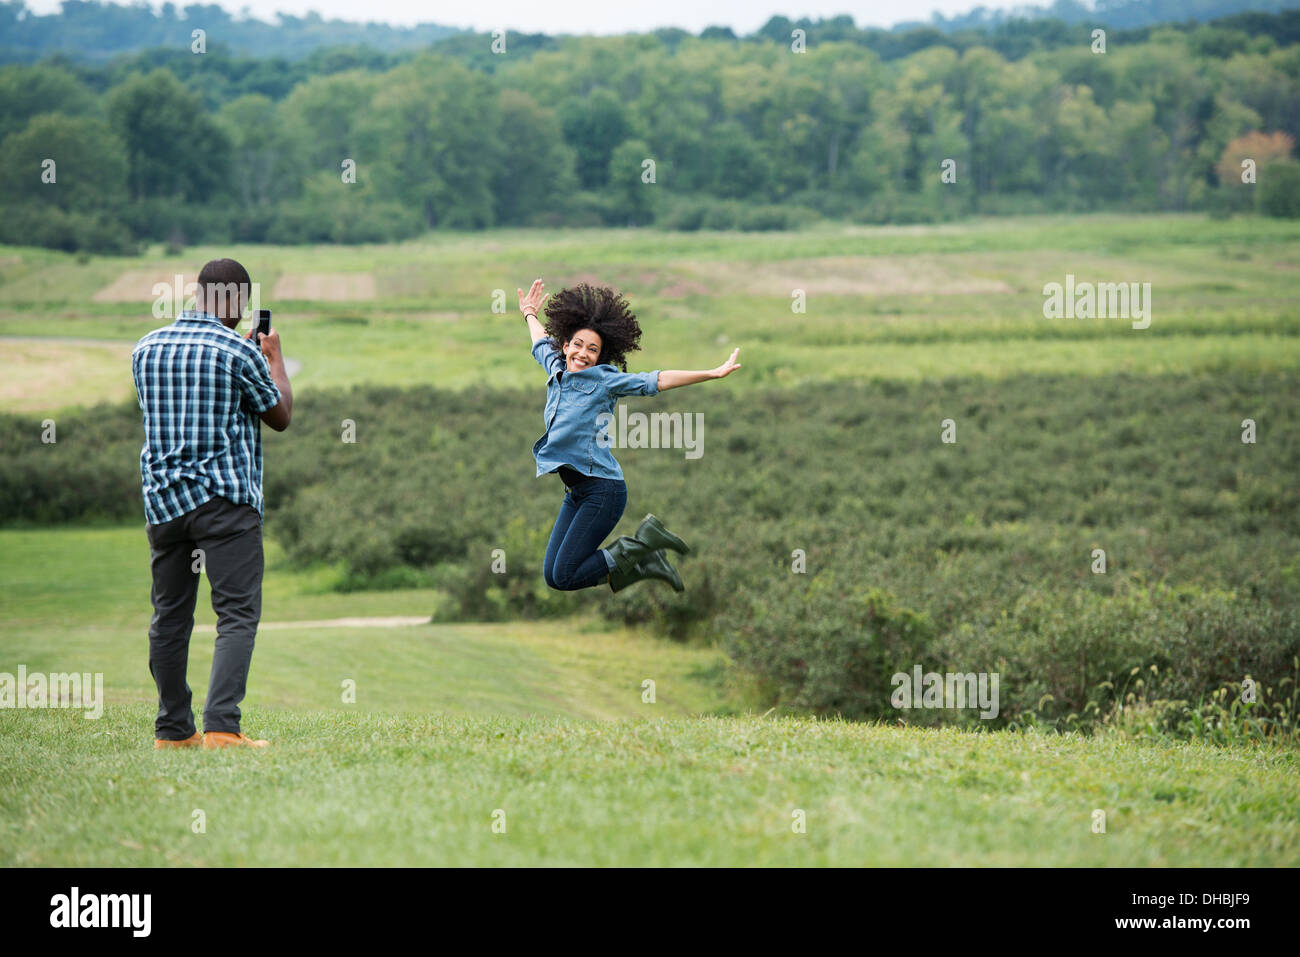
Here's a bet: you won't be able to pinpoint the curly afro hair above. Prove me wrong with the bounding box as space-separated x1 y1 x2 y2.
542 283 643 372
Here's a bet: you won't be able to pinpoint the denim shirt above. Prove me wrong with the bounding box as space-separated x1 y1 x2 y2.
531 338 659 480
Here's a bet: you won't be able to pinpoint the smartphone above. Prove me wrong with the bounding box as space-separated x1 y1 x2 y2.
256 309 272 341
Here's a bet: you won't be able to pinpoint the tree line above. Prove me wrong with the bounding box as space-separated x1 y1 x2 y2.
1 9 1298 251
4 0 1296 64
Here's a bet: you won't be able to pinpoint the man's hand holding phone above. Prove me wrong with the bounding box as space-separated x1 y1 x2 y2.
246 307 293 431
246 309 282 364
252 327 283 366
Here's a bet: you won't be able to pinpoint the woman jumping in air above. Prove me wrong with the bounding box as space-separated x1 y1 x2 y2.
516 278 741 593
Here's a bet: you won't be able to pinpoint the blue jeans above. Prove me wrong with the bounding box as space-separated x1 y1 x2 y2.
543 476 627 590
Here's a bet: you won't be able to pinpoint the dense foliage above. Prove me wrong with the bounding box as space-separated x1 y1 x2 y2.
3 372 1296 730
4 1 1296 63
2 7 1299 251
0 1 464 62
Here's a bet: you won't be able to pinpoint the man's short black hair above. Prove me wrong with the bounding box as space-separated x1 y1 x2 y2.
196 258 251 317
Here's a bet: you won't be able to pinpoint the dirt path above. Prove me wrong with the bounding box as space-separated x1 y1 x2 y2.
0 337 302 378
272 273 376 301
0 335 136 346
194 616 430 634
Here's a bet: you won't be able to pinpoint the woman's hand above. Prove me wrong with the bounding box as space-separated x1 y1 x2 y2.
517 278 549 344
517 278 547 318
656 349 742 391
711 348 742 379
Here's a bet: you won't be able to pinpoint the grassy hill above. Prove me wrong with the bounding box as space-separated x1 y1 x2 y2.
1 214 1297 413
1 214 1297 865
0 527 734 721
6 706 1297 866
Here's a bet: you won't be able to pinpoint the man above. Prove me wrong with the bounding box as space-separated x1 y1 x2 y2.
132 258 293 750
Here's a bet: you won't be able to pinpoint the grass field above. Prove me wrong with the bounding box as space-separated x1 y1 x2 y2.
7 707 1297 866
0 528 733 720
2 214 1298 866
1 526 1294 867
1 214 1298 412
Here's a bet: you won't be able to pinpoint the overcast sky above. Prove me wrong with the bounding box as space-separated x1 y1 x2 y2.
23 0 1042 34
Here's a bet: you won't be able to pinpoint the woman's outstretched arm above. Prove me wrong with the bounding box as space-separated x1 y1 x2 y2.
517 278 549 343
657 348 742 391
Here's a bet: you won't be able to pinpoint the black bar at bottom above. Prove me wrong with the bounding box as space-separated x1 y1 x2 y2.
0 866 1283 944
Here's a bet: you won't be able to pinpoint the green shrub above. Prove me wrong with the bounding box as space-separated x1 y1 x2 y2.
0 205 137 254
119 198 236 245
433 515 581 621
723 578 935 719
4 372 1297 735
1258 160 1300 218
657 198 815 232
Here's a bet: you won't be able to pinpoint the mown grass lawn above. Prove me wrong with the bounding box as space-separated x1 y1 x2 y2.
0 527 735 720
3 705 1296 866
2 524 1297 865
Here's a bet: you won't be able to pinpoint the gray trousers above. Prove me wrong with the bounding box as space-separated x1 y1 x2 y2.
146 495 263 739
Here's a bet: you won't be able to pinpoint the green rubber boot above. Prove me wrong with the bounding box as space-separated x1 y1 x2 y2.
634 514 691 556
606 537 684 593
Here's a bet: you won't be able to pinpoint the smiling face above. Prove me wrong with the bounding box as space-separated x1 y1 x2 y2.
563 328 602 373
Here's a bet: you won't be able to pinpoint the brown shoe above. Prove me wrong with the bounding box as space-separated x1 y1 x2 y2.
202 731 270 750
154 732 203 750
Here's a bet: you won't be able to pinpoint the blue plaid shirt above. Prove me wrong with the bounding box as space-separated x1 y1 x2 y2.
132 310 282 525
